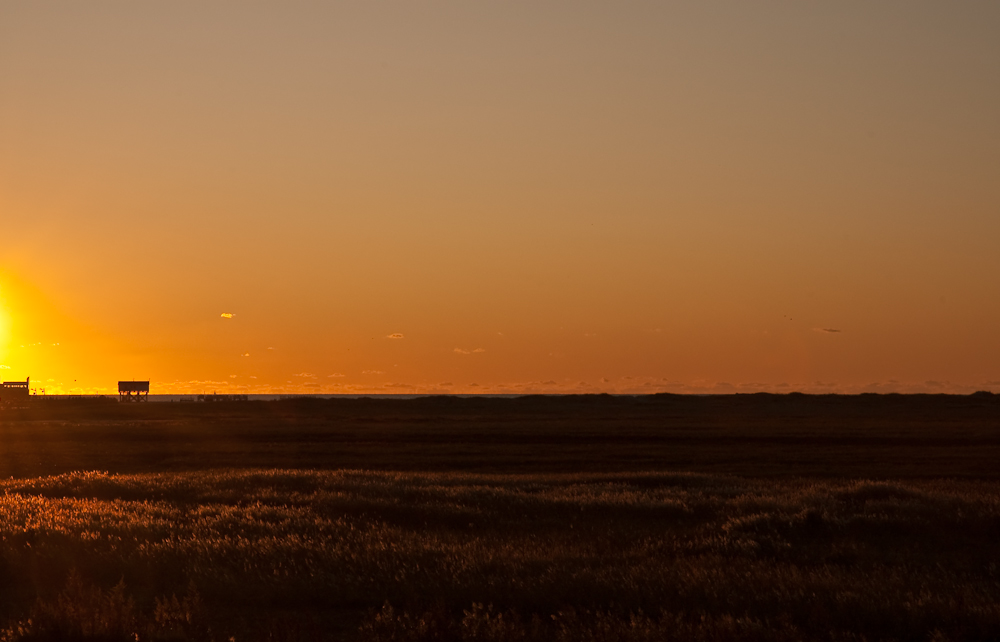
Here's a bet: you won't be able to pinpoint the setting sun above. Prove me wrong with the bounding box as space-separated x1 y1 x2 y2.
1 2 998 394
0 290 11 367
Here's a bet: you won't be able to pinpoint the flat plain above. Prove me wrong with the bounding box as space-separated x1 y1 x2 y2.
0 394 998 641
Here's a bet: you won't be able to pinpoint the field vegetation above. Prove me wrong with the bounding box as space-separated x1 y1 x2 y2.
0 395 998 640
2 394 999 478
0 468 997 641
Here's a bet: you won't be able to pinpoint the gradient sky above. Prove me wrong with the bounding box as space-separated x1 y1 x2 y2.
2 1 999 395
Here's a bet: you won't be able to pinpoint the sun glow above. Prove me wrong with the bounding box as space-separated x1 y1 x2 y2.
0 296 11 365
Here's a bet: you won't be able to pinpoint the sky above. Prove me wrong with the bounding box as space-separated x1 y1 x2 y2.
1 1 999 395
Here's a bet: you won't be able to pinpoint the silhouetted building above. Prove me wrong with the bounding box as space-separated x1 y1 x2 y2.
118 380 149 402
1 378 30 407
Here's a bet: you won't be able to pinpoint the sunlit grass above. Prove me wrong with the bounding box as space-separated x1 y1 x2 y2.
0 469 997 641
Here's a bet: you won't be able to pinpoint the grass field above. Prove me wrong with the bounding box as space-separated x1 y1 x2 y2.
2 394 1000 478
0 395 998 641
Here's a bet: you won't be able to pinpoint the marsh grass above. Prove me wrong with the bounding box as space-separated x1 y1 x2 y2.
0 470 997 641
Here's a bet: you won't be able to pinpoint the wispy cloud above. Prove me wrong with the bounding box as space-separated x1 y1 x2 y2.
292 372 316 378
0 365 9 370
220 313 234 319
386 333 404 339
327 373 345 378
241 353 250 357
362 370 384 375
454 348 486 355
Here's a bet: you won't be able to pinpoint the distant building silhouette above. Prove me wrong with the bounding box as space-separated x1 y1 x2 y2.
118 380 150 402
1 377 30 408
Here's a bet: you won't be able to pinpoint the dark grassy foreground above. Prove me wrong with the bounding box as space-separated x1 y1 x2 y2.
0 394 998 641
0 470 997 641
2 393 1000 478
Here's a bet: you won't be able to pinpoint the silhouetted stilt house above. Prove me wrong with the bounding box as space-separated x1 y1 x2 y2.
0 378 30 407
118 380 149 402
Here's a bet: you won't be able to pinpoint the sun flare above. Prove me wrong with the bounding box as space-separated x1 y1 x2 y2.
0 298 11 365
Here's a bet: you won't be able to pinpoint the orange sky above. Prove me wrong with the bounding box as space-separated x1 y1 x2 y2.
2 2 999 395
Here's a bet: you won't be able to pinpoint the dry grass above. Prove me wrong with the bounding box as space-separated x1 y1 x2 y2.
0 469 997 641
